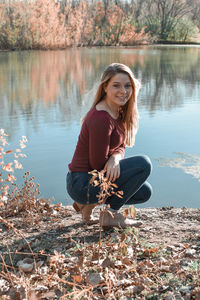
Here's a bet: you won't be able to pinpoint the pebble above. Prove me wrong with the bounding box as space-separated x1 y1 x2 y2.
179 286 191 295
185 249 196 257
0 278 9 294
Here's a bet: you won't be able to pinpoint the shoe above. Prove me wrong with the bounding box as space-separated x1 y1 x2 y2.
99 209 143 229
73 202 98 224
73 202 84 213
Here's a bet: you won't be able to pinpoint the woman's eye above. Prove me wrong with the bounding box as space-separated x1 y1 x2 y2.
113 84 120 88
125 85 132 89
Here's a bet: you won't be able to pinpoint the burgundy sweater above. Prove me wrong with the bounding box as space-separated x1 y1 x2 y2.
68 107 126 172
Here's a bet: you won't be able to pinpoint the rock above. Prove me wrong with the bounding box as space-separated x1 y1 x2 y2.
179 286 191 295
0 278 9 295
86 272 104 286
35 285 48 291
132 284 145 294
19 262 34 272
17 258 34 272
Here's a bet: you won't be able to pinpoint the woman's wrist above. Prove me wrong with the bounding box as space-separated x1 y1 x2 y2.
111 152 123 162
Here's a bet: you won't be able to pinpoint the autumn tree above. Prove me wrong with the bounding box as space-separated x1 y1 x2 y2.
0 0 198 49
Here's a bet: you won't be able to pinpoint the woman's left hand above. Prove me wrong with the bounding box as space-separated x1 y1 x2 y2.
104 153 122 182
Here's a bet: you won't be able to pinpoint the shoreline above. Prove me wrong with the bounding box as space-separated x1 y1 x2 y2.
0 42 200 52
1 205 200 255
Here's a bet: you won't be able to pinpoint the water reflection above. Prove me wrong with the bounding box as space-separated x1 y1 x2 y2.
0 47 200 131
138 47 200 113
157 152 200 182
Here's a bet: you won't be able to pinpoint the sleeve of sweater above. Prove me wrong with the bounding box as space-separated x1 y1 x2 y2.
87 114 114 171
113 142 126 157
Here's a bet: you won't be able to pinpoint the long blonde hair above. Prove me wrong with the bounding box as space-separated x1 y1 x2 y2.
87 63 141 147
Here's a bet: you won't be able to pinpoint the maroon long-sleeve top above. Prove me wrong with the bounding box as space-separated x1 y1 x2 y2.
68 107 126 172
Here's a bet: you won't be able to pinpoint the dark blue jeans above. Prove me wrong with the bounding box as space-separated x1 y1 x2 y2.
67 155 152 210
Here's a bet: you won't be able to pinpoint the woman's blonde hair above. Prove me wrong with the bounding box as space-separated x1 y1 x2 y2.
90 63 141 147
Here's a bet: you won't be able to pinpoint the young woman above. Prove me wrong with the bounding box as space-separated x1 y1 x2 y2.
67 63 152 228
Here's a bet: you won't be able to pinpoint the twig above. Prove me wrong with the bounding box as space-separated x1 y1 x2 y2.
5 242 15 270
0 253 14 287
0 262 16 271
2 251 51 257
0 217 37 269
60 283 104 299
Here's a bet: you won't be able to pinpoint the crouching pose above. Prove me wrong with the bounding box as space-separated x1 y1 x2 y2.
67 63 152 227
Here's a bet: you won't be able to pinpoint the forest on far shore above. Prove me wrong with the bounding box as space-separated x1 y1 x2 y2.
0 0 200 50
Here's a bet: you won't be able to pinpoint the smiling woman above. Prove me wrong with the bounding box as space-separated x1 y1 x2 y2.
66 63 153 228
99 73 133 119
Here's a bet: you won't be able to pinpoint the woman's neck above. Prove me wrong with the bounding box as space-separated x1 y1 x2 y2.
104 99 119 119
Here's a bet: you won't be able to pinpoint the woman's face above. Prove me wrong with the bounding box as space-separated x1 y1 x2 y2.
104 73 133 108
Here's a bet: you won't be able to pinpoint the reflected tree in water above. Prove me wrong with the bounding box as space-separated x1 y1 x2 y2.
0 47 200 132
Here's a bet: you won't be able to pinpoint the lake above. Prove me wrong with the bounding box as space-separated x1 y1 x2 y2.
0 46 200 208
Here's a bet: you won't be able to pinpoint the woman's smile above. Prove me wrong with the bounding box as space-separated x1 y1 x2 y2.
104 73 133 109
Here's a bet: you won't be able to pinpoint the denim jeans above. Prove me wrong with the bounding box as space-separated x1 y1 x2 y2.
66 155 152 210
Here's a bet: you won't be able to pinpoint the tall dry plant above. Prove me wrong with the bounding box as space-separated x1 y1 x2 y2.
119 25 149 45
89 169 123 205
0 129 27 208
89 169 136 222
0 129 52 221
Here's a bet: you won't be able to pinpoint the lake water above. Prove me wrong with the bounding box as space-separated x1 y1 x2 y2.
0 46 200 208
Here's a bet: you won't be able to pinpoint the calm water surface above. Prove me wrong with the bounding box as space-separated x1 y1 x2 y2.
0 46 200 207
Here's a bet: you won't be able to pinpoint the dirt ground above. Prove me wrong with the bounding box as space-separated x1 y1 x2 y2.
1 206 200 260
1 205 200 299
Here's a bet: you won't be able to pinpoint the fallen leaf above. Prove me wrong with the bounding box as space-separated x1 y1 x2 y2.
121 257 132 266
111 183 118 188
91 251 99 261
6 150 13 154
129 205 136 219
101 257 113 268
124 208 129 219
143 248 158 256
72 274 82 283
121 233 126 242
90 174 97 184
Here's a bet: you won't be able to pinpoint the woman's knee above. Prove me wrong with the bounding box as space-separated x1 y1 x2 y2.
120 155 152 178
141 155 152 176
132 155 152 177
143 181 153 201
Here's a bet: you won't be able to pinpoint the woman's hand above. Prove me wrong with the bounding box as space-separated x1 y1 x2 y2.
104 153 122 182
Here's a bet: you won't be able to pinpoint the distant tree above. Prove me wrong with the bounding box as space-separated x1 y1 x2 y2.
170 16 199 42
145 0 193 40
187 0 200 28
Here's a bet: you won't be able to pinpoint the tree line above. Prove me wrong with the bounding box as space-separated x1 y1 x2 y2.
0 0 199 50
